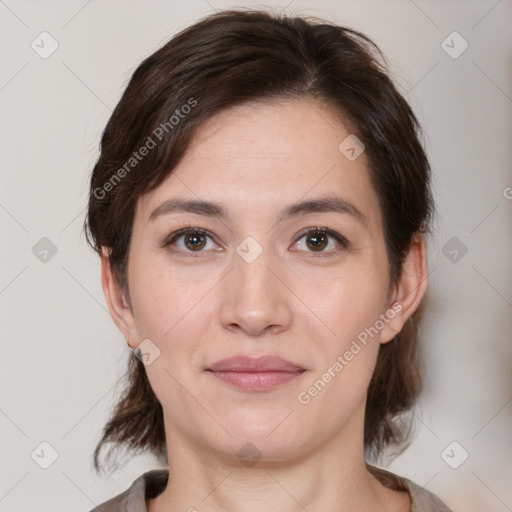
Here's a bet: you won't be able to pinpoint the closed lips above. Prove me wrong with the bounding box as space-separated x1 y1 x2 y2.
208 355 306 372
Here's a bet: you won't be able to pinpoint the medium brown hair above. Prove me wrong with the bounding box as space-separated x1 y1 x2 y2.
84 8 434 473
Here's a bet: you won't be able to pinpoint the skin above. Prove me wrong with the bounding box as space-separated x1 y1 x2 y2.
101 97 428 512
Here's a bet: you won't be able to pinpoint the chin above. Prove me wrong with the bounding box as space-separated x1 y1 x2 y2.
205 417 307 463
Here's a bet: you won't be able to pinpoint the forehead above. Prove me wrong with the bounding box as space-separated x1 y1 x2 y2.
139 97 383 233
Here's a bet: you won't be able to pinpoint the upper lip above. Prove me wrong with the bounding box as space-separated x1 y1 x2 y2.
208 355 305 372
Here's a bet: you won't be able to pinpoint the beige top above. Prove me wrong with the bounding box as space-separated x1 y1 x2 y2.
89 464 453 512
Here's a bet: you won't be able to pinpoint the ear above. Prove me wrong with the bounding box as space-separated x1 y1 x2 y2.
100 247 138 348
379 233 429 344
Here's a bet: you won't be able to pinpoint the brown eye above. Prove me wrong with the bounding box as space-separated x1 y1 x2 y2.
305 232 329 251
163 227 219 257
183 232 207 251
294 227 349 256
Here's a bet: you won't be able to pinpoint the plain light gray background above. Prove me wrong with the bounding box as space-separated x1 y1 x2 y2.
1 0 511 511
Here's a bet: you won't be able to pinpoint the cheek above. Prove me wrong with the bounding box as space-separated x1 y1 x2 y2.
301 260 387 338
127 258 220 396
127 247 207 340
129 264 212 411
296 263 386 389
297 291 383 417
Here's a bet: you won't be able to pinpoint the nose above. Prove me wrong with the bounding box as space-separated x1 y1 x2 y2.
219 244 293 337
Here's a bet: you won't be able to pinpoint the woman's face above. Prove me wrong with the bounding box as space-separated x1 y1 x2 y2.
107 97 414 463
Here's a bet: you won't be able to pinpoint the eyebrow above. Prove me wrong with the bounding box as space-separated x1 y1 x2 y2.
148 195 368 229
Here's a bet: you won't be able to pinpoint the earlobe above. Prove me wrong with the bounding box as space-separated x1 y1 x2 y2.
379 233 429 344
100 247 138 347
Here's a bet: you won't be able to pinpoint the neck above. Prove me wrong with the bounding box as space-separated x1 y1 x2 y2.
147 406 409 512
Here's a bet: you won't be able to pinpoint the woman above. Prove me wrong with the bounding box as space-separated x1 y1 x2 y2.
84 9 452 512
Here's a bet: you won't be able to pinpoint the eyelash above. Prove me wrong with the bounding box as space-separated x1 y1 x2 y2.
161 224 350 258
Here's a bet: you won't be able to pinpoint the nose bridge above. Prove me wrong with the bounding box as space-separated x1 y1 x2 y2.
233 234 278 301
236 237 275 293
220 235 291 334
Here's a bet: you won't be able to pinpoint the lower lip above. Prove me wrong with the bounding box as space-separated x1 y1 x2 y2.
209 370 304 390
